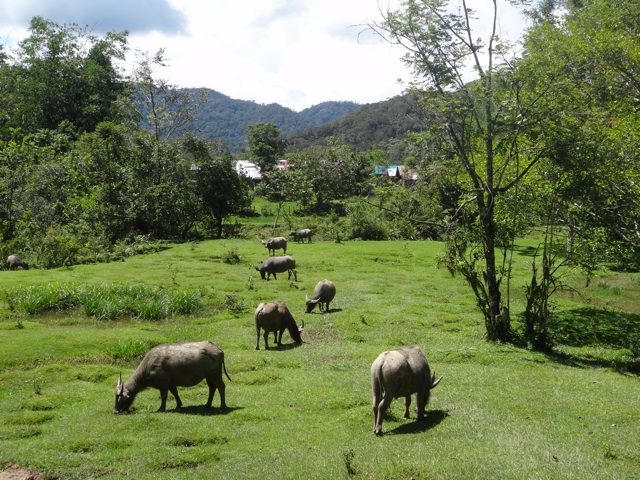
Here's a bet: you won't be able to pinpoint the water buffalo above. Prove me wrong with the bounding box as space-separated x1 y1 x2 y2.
290 228 312 243
7 255 29 270
371 345 442 435
255 255 297 281
113 341 231 413
261 236 287 256
254 301 304 350
305 279 336 313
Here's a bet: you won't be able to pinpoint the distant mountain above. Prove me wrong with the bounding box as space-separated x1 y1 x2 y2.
285 94 426 159
187 88 361 152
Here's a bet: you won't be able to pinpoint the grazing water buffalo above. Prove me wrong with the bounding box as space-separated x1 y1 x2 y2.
305 279 336 313
261 236 287 256
371 345 442 435
290 228 312 243
113 341 231 413
255 255 297 281
254 301 304 350
7 255 29 270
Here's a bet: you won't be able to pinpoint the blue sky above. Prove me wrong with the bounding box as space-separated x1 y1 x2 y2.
0 0 530 111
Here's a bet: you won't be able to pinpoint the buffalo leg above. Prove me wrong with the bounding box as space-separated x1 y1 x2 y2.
256 327 261 350
216 380 227 410
415 393 424 420
263 331 270 349
170 386 182 410
205 378 219 409
158 389 169 412
403 395 411 419
374 396 393 436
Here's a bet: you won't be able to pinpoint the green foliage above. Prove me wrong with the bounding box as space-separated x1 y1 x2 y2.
3 283 203 320
346 202 389 240
518 0 640 271
2 16 129 137
245 122 286 171
286 138 373 213
106 339 157 362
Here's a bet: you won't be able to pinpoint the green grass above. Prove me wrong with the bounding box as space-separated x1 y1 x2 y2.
0 240 638 479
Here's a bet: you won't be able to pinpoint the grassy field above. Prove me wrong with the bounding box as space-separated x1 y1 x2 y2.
0 239 638 479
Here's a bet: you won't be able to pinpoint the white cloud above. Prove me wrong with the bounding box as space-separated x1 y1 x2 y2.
0 0 529 111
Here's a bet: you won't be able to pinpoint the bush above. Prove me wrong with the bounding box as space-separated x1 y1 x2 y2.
347 203 389 240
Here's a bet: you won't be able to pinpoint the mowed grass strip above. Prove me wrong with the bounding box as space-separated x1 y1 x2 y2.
0 239 638 479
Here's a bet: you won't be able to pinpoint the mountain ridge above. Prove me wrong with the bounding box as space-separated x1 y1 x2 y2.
187 88 362 152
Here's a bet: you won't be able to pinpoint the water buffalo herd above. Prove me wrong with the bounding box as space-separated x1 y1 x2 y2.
102 230 441 434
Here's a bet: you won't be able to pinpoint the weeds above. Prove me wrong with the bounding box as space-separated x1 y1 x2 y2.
222 248 242 265
2 283 203 320
107 339 156 361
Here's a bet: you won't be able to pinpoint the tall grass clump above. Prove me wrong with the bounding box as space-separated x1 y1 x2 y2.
169 290 204 315
4 284 81 314
106 339 157 361
79 283 202 320
3 283 203 320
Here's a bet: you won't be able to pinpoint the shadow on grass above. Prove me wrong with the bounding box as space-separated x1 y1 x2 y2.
271 341 303 351
174 405 243 416
543 307 640 375
387 409 449 436
304 308 344 315
512 245 541 258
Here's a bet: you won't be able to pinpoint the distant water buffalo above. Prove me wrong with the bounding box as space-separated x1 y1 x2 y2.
7 255 29 270
255 255 297 281
254 301 304 350
290 228 312 243
261 236 287 256
371 345 442 435
113 341 231 413
305 279 336 313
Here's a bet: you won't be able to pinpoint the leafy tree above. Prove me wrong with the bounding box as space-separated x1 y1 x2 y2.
187 137 251 238
257 168 313 230
246 122 286 172
286 138 371 213
519 0 640 273
132 49 209 140
3 16 129 136
371 0 544 341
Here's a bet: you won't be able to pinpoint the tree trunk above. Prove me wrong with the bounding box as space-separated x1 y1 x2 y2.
480 187 510 342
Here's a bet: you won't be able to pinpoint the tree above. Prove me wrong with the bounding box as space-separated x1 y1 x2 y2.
187 137 251 238
519 0 640 273
3 16 129 136
132 49 209 141
371 0 542 341
286 138 372 213
257 168 312 231
246 122 286 172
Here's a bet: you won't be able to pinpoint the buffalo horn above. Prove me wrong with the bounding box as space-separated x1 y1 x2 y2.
431 372 443 389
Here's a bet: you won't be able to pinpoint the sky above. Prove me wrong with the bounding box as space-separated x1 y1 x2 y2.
0 0 531 112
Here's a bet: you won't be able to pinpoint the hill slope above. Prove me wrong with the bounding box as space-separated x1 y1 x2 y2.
188 88 361 152
285 93 426 156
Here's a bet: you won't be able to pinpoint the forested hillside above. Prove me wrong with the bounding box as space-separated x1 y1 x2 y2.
189 89 361 152
286 94 425 158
